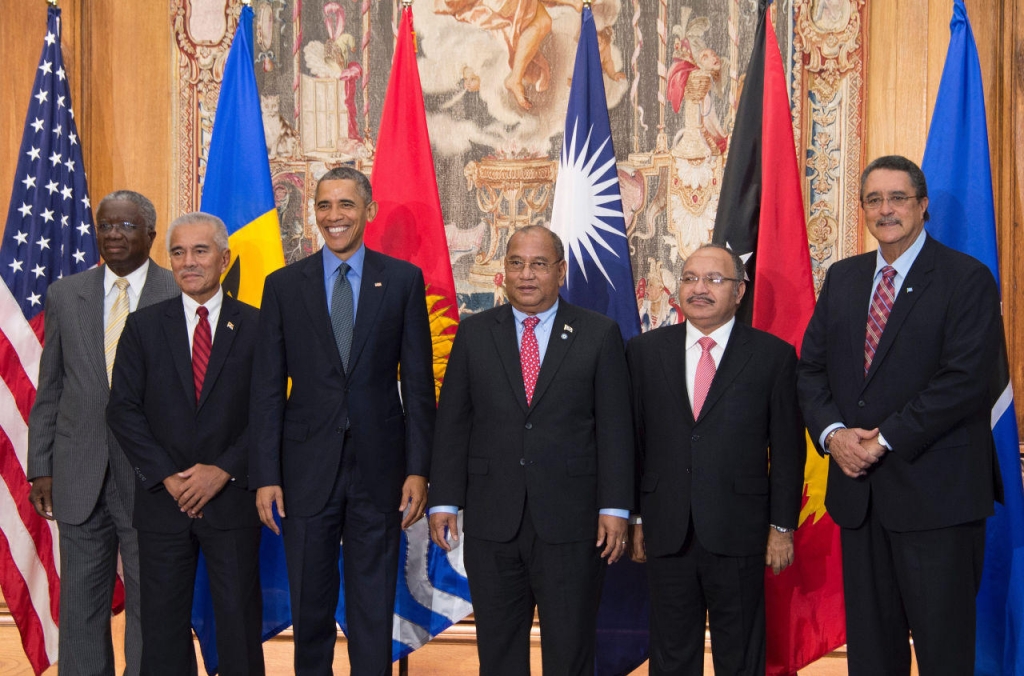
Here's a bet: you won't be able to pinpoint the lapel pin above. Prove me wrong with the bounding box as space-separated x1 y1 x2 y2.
560 333 568 340
906 287 913 293
563 324 573 333
227 321 235 330
374 282 382 287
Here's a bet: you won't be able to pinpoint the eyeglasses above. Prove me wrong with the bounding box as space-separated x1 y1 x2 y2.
862 194 918 211
680 273 742 286
505 258 562 274
97 221 142 234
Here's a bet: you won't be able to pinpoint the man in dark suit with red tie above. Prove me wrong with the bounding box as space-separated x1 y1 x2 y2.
798 155 1004 675
250 166 435 675
627 243 805 676
106 212 264 675
428 226 635 676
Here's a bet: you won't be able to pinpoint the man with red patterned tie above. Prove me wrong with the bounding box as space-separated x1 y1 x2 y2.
798 155 1004 675
107 213 264 676
627 243 805 676
428 226 634 675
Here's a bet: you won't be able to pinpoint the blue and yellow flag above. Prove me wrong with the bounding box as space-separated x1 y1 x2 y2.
200 4 284 306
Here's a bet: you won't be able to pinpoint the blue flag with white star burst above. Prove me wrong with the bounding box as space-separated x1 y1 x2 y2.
922 2 1024 673
1 5 97 322
549 7 646 675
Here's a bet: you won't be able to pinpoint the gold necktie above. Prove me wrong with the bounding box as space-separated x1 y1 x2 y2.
104 278 130 385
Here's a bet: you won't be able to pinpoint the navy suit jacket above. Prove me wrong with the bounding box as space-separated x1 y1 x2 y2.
628 321 805 558
106 294 261 532
249 248 435 516
428 300 634 544
798 235 1003 531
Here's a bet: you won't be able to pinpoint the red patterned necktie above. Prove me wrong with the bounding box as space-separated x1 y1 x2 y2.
193 305 211 404
521 316 541 406
864 265 897 375
692 336 716 418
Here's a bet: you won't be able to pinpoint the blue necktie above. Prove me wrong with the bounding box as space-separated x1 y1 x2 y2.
331 262 354 371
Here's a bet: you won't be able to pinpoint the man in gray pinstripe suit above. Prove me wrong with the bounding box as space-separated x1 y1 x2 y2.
27 190 178 675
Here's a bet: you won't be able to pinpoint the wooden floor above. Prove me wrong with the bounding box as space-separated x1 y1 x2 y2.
0 612 916 675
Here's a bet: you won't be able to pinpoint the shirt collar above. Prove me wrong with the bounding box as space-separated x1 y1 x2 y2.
182 286 224 322
511 298 560 327
685 316 735 350
103 259 150 295
323 244 366 280
874 229 927 280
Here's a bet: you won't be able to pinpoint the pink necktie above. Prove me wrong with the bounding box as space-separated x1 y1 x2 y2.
521 316 540 405
692 336 716 418
864 266 896 375
193 306 211 404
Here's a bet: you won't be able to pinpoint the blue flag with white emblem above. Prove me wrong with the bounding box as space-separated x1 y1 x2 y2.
922 2 1024 674
549 7 646 675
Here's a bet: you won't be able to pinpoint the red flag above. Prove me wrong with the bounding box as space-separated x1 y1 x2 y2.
366 5 459 397
713 4 845 673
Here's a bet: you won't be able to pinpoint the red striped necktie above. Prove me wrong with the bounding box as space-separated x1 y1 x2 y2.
864 265 896 375
193 305 211 403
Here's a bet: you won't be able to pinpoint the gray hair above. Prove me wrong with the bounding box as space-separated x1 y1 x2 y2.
99 190 157 233
508 225 565 262
166 212 230 252
316 166 372 204
689 242 746 281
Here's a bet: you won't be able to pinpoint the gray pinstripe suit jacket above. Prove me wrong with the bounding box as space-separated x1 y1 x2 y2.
27 261 179 524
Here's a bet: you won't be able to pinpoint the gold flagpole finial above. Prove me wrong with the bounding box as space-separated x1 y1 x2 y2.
242 0 252 6
402 0 413 6
47 0 58 6
582 0 592 7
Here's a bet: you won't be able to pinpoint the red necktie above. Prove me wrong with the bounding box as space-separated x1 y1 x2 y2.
692 336 716 418
864 266 896 375
521 316 541 405
193 306 211 404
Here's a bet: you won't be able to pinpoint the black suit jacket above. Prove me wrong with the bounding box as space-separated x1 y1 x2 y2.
250 248 435 516
428 300 634 545
106 294 261 533
797 235 1003 531
627 321 805 558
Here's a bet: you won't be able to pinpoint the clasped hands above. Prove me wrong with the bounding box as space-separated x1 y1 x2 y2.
164 463 230 518
828 427 887 478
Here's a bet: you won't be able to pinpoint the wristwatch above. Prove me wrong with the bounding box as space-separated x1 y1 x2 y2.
823 428 840 454
770 524 793 533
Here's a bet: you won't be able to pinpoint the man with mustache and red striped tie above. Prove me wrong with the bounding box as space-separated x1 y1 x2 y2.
107 213 264 676
798 155 1005 676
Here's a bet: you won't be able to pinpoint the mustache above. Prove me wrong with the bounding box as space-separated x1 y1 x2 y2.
685 294 714 305
876 217 901 226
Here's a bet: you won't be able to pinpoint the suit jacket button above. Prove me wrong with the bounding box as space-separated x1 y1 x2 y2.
686 468 691 474
520 458 527 466
858 400 866 408
691 434 700 442
525 422 533 430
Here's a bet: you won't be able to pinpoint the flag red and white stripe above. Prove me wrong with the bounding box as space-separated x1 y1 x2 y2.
1 6 100 674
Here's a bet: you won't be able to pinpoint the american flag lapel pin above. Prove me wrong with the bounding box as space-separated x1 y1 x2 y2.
374 282 382 287
227 321 235 330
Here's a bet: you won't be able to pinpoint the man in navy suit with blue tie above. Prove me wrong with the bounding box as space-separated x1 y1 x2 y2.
250 166 435 675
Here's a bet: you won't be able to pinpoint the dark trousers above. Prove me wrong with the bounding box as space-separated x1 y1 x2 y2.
841 503 985 676
464 506 606 676
136 520 263 676
282 450 401 676
646 526 765 676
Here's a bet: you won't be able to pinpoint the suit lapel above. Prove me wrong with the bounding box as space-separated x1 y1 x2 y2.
490 305 529 414
301 253 345 375
196 296 241 411
529 302 576 409
696 323 752 422
348 250 387 374
658 324 692 420
864 239 935 387
162 299 195 407
77 267 108 389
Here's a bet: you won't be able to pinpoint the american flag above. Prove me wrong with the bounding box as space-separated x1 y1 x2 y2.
0 6 97 674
